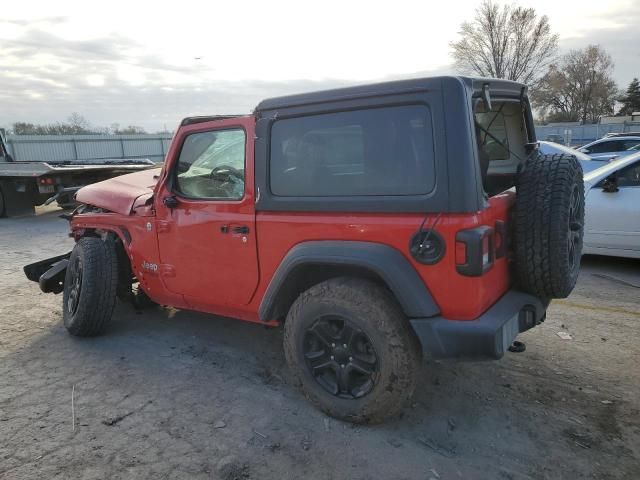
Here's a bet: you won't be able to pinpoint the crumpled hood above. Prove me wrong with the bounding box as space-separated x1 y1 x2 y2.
75 167 161 215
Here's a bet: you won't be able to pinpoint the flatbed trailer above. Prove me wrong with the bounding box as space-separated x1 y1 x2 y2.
0 130 156 217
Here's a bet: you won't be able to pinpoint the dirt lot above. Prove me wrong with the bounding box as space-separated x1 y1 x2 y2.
1 207 639 480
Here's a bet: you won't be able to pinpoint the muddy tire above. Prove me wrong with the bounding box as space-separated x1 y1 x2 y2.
283 277 421 424
63 237 118 336
514 153 584 299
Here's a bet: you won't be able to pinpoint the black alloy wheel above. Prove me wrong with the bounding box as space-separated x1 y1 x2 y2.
568 184 583 274
62 237 118 337
283 277 421 423
66 255 83 316
303 315 379 399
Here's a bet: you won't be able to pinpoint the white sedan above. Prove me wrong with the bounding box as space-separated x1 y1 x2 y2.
582 152 640 259
538 141 602 173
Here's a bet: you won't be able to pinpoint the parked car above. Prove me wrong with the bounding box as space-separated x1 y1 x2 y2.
538 141 601 173
603 132 640 138
576 135 640 162
582 152 640 259
24 76 585 423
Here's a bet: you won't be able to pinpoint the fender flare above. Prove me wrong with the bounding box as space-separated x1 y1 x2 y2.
258 241 440 321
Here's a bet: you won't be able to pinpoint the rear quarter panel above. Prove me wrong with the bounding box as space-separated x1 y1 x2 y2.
253 192 514 320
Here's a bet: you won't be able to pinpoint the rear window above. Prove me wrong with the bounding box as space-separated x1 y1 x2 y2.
475 108 510 160
269 105 435 196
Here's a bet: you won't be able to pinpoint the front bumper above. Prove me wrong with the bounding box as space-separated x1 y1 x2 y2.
24 253 71 294
410 290 548 360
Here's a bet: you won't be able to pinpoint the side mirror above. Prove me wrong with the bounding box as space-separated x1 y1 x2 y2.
163 195 179 209
601 175 619 193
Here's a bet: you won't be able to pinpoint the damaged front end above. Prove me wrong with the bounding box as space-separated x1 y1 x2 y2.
24 252 71 294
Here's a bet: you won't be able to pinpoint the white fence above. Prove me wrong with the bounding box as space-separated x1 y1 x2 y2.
5 134 173 164
7 125 640 162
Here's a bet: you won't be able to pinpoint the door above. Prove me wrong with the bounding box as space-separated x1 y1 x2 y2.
585 159 640 253
154 117 259 310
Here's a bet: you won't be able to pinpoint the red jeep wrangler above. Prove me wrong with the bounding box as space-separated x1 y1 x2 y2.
25 77 584 423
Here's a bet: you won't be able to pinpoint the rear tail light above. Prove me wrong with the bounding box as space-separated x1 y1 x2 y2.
455 226 494 276
38 177 56 185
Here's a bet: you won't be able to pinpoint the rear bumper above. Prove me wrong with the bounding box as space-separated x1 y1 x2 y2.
410 290 548 360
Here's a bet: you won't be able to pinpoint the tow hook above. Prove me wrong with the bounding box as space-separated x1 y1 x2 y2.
508 341 526 353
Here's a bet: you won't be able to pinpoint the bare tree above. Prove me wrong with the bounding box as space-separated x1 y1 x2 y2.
533 45 618 124
450 0 558 86
67 112 92 134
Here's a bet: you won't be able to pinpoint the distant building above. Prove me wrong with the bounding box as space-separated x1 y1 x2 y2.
601 116 629 124
600 113 640 124
545 121 581 127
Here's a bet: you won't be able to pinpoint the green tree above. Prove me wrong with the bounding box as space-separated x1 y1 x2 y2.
618 78 640 115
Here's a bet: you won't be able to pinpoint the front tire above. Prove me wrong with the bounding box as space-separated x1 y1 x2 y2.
63 237 118 336
283 277 421 424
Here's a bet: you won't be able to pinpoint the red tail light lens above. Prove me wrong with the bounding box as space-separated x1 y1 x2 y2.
455 226 494 276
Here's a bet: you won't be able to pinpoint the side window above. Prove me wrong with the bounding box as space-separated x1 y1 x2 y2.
622 140 640 151
175 129 245 200
269 105 434 197
589 140 621 153
617 161 640 187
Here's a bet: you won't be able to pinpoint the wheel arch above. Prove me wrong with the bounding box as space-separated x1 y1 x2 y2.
258 241 440 322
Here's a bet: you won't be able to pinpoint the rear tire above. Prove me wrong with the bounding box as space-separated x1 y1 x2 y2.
283 277 421 424
63 237 118 336
514 153 584 299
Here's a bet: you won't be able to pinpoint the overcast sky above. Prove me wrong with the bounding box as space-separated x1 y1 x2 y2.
1 0 638 132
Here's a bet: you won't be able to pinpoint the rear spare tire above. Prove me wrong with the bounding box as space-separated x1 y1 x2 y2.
283 277 421 424
514 153 584 299
63 237 118 336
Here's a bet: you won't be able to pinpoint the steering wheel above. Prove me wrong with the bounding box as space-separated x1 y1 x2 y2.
208 164 244 180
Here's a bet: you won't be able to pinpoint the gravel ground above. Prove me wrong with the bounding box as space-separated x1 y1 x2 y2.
1 207 639 480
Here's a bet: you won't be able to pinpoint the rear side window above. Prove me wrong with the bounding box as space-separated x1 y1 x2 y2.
622 140 640 150
269 105 434 196
589 140 622 153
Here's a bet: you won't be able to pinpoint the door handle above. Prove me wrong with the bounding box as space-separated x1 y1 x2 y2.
220 225 250 234
232 225 250 234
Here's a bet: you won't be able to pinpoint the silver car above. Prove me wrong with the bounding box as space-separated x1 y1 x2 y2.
538 141 602 173
576 136 640 162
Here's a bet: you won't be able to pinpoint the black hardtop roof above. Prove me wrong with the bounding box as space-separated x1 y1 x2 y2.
255 75 527 113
